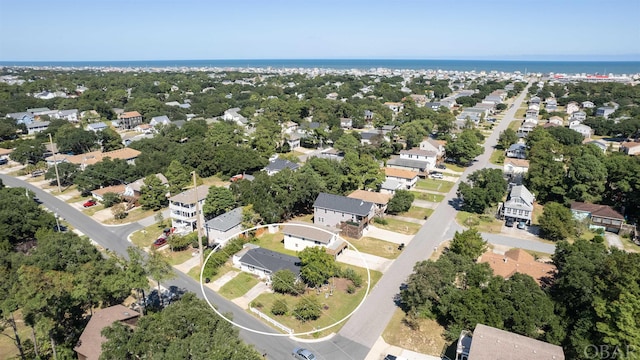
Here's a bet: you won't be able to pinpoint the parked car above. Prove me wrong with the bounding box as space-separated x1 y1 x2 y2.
83 199 97 207
431 172 444 179
0 158 8 165
53 225 68 232
517 221 526 230
292 348 316 360
505 218 514 227
31 170 44 177
153 237 167 248
435 164 446 170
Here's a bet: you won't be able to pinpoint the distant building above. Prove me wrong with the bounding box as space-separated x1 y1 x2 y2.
74 305 140 360
263 159 299 176
118 111 143 130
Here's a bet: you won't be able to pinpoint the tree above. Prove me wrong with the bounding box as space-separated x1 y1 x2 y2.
566 151 608 203
444 129 483 165
10 139 45 165
457 168 507 214
54 126 98 154
271 269 304 295
203 186 236 220
97 127 123 152
525 137 567 203
497 128 518 150
139 175 169 211
101 293 262 360
449 229 488 260
333 133 360 153
0 187 56 248
538 202 576 241
271 299 288 316
293 296 322 322
398 122 428 149
44 162 79 187
145 250 175 307
299 247 338 288
340 152 384 191
102 192 121 208
164 160 191 196
387 190 415 214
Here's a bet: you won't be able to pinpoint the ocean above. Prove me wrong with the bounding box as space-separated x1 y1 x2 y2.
1 59 639 74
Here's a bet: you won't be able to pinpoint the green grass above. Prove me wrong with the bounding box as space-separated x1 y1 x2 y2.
189 264 235 282
489 149 505 165
166 249 196 266
103 207 157 225
444 163 466 173
82 204 105 216
344 236 401 259
0 310 31 359
374 218 421 235
253 232 298 257
400 206 433 220
411 191 445 203
249 266 382 337
455 211 503 233
508 119 521 132
416 179 456 193
218 272 260 299
130 222 167 248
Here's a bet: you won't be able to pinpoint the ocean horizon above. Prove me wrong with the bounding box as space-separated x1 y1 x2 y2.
1 59 640 74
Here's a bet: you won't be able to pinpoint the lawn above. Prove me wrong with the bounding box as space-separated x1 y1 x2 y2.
82 203 105 216
289 214 313 223
188 264 235 282
532 203 544 225
103 207 157 225
444 163 466 173
164 249 196 266
416 179 456 193
0 310 31 360
411 191 445 203
130 222 167 248
489 149 505 165
344 236 401 259
399 206 434 220
374 218 421 235
200 175 229 187
249 266 382 337
456 211 503 233
218 272 260 299
253 232 298 257
508 119 522 132
382 308 447 357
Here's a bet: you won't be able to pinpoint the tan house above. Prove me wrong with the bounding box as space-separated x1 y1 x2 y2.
384 167 419 189
347 189 391 216
283 222 346 257
118 111 143 130
479 248 556 286
74 305 140 360
90 184 126 202
620 141 640 155
67 148 141 170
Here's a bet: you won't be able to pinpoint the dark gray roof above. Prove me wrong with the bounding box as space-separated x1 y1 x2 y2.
361 131 383 140
239 248 301 276
387 158 429 169
264 159 299 172
204 207 243 232
313 192 374 216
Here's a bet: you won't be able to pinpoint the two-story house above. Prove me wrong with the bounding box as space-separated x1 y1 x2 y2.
419 138 446 159
313 192 375 238
506 143 527 159
400 148 437 166
122 173 168 201
118 111 143 130
566 101 580 115
347 189 391 216
500 185 535 225
569 123 593 138
571 202 625 233
384 167 419 190
204 207 243 247
503 158 529 183
620 141 640 156
169 185 209 232
283 222 346 257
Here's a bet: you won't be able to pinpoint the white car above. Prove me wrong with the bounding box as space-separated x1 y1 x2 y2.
431 172 444 179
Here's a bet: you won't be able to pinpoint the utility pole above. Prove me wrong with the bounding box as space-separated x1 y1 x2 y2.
48 133 62 193
192 172 204 268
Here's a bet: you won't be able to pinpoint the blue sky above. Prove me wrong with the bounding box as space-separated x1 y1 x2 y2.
0 0 639 61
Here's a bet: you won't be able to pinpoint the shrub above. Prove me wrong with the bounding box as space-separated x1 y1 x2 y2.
342 268 363 287
293 296 321 322
374 218 388 225
346 284 356 294
168 234 192 251
102 192 121 208
270 299 288 316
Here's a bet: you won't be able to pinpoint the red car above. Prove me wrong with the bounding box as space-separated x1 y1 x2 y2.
83 199 97 207
153 236 167 248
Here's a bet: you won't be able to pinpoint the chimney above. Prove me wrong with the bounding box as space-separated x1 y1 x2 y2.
503 257 507 263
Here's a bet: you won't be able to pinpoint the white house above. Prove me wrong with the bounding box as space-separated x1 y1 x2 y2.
222 107 248 126
204 207 243 247
150 115 171 127
503 158 530 182
55 109 79 122
500 185 535 225
566 102 580 115
283 222 346 257
263 159 299 176
380 178 403 195
26 121 50 134
233 245 301 281
419 138 446 159
123 173 168 199
384 102 404 113
569 123 593 138
384 168 419 189
168 185 209 232
86 122 108 133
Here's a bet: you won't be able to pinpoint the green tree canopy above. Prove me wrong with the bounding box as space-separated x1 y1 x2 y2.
449 229 488 260
139 174 169 211
387 190 415 214
299 247 337 288
203 186 236 220
538 202 576 241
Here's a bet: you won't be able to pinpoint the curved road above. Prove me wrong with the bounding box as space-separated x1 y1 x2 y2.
2 82 534 360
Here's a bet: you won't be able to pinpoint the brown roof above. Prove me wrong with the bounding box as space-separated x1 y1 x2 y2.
91 184 126 197
503 158 530 168
384 167 419 179
67 148 141 167
74 305 140 360
468 323 565 360
120 111 142 118
169 184 209 204
479 249 556 286
621 141 640 149
283 222 338 245
0 147 14 156
347 190 391 205
570 201 624 220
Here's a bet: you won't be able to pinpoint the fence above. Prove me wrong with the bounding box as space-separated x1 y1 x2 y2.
249 306 293 334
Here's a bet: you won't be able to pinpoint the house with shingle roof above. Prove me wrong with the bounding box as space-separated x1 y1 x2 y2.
263 159 299 176
204 207 243 246
313 192 375 238
479 248 556 286
386 157 430 173
169 185 209 232
499 185 535 225
26 121 50 134
620 141 640 156
74 305 140 360
399 148 437 168
384 167 419 189
348 189 391 216
67 148 141 170
118 111 143 130
283 222 346 257
503 158 529 183
86 122 108 133
234 246 301 281
150 115 171 127
571 202 625 233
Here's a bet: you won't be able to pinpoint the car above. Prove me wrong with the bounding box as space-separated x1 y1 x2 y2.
153 237 167 248
53 225 68 232
505 218 514 227
31 170 44 177
431 172 444 179
292 348 316 360
83 199 97 207
33 197 43 204
517 221 526 229
0 158 8 165
436 164 446 170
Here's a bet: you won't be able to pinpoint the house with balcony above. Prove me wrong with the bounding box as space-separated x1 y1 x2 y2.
347 189 391 216
384 167 419 190
169 185 209 232
204 207 243 247
596 106 616 119
118 111 143 130
283 222 346 257
506 143 527 159
571 202 625 234
499 185 535 225
313 192 375 238
570 110 587 122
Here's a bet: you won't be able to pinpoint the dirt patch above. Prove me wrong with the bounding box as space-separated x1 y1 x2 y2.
383 308 448 357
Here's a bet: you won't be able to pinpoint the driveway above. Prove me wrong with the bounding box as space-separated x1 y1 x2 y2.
605 233 624 250
500 223 541 241
232 281 271 309
366 225 414 245
337 249 393 273
482 233 556 254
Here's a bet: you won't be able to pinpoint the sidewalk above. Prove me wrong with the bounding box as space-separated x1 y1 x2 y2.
232 281 271 309
174 254 200 273
366 336 441 360
366 226 414 245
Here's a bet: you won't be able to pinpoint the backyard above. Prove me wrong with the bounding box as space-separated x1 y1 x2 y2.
415 179 455 193
344 236 402 259
374 218 421 235
456 211 503 233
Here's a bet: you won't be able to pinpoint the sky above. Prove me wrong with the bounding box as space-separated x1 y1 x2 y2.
0 0 639 61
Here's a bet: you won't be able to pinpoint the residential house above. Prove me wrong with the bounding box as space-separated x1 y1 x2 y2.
525 108 539 120
620 141 640 155
596 106 616 119
204 207 243 247
384 102 404 113
379 125 396 135
581 101 595 109
570 110 587 122
347 189 391 216
168 185 209 232
122 173 168 200
547 117 563 126
499 185 535 225
150 115 171 127
386 157 430 173
586 139 608 153
340 118 353 129
505 143 527 159
363 110 374 122
455 323 565 360
263 159 299 176
408 94 428 107
67 148 141 170
316 148 344 161
283 222 346 257
55 109 79 122
26 121 50 134
566 101 580 114
571 202 625 233
326 92 339 100
6 112 34 125
313 192 375 238
456 108 485 125
379 178 403 195
118 111 143 130
360 131 388 145
27 107 53 117
285 132 302 149
74 305 140 360
529 96 541 105
399 148 437 169
517 120 537 137
90 184 126 202
424 102 442 111
479 248 556 286
233 246 301 281
384 167 419 190
419 138 446 159
222 108 248 127
439 97 457 109
545 98 557 111
282 121 298 134
86 122 108 133
569 123 593 138
528 103 540 112
503 158 529 183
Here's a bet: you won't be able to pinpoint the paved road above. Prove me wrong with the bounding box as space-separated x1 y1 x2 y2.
337 83 534 355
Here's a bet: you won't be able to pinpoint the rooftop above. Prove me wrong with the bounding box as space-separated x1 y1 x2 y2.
239 248 301 276
120 111 142 118
313 192 374 216
282 222 338 245
67 148 141 167
384 167 420 179
347 189 391 205
570 201 624 220
74 305 140 360
479 249 556 286
169 185 210 204
467 323 565 360
204 207 243 232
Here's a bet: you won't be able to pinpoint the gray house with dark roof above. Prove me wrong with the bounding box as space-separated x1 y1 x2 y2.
263 159 299 176
499 185 535 225
204 207 243 246
235 247 301 281
313 193 375 238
